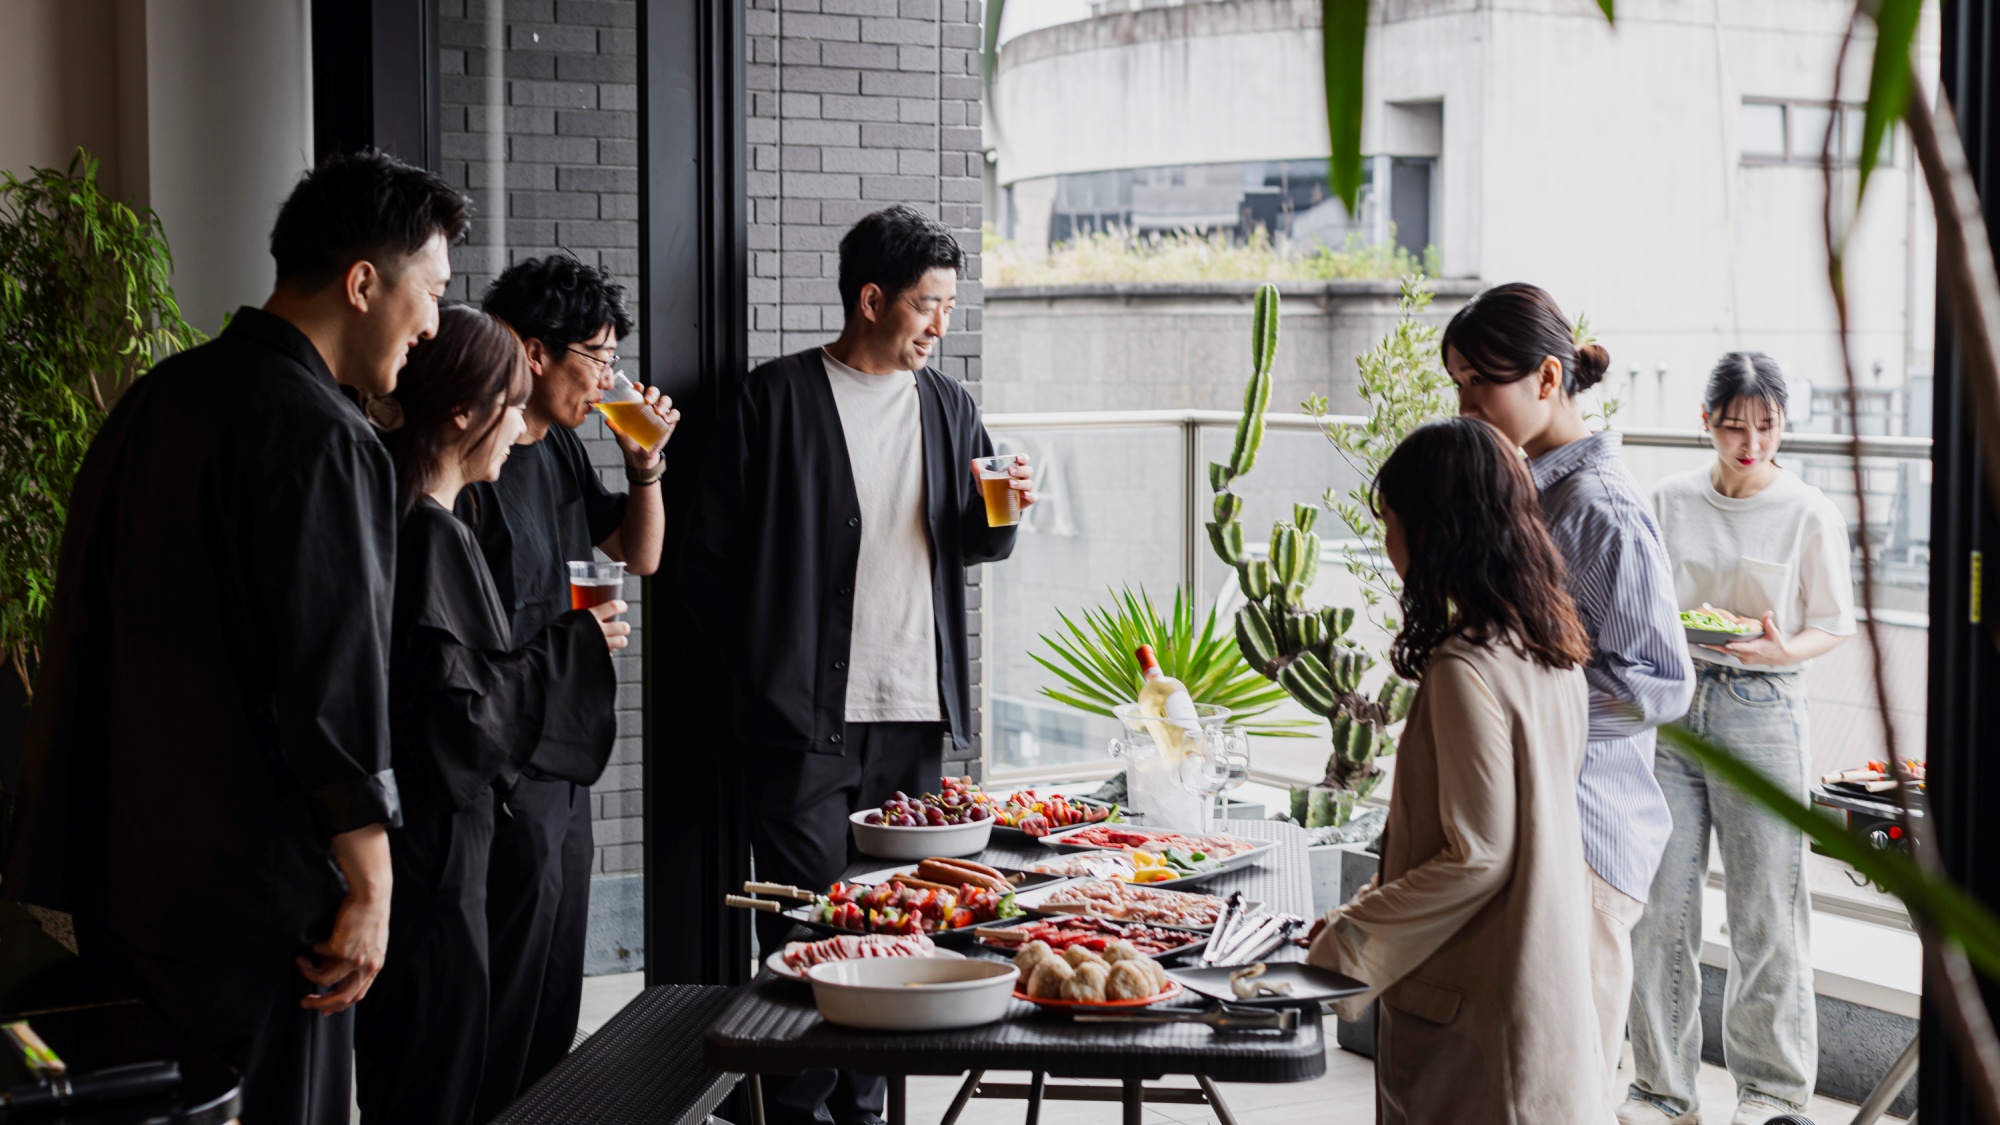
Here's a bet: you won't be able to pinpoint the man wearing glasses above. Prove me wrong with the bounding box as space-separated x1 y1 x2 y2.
463 254 678 1116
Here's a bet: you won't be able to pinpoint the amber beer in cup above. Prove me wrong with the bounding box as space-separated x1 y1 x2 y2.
594 372 671 448
568 561 626 612
978 455 1020 528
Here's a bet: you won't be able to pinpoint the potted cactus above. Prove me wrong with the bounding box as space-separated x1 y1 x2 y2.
1205 282 1417 829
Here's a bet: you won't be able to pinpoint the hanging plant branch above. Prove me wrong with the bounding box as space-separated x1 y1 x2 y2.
1822 6 2000 1118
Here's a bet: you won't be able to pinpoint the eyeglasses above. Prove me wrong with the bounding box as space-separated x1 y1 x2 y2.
565 346 619 371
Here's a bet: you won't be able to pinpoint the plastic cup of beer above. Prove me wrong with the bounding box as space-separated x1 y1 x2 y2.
568 560 627 613
595 372 670 448
978 455 1021 528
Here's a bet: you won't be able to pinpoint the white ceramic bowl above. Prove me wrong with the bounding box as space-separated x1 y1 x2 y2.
806 957 1019 1030
848 809 994 860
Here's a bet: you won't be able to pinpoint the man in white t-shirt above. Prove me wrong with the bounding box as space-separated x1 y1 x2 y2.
684 205 1034 1125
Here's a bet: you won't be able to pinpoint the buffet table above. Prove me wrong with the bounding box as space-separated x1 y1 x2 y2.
704 819 1333 1125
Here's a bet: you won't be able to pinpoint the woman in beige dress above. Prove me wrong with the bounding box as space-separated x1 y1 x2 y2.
1307 417 1604 1123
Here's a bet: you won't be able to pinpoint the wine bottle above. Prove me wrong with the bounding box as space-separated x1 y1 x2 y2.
1135 644 1201 761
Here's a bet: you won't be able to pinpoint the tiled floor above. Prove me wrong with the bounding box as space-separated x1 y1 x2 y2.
578 973 1906 1124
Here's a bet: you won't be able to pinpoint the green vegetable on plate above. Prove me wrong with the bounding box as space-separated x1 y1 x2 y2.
1680 609 1757 635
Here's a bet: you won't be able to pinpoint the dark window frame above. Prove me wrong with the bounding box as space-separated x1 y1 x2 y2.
315 0 752 987
1922 3 2000 1121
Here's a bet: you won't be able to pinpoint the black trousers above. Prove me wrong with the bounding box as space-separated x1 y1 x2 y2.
83 927 351 1125
475 774 594 1121
355 785 496 1125
747 721 943 1125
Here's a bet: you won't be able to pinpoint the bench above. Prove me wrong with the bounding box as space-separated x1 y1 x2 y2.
492 985 743 1125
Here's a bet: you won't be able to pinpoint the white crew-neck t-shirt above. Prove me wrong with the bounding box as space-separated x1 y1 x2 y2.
821 349 942 722
1650 465 1857 673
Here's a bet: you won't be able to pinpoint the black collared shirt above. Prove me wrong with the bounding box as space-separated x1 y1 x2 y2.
5 307 401 962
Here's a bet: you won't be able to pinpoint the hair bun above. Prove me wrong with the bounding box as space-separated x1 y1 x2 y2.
1572 343 1610 390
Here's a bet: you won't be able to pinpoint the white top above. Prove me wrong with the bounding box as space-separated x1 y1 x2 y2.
1650 465 1857 672
821 349 941 722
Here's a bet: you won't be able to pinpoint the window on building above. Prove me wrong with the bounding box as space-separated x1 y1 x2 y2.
1741 97 1893 166
1740 100 1787 158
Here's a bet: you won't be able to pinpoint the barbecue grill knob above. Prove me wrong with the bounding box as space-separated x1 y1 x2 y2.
1868 828 1892 850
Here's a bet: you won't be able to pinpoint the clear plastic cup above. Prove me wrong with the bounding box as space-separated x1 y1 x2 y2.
568 560 626 612
978 454 1020 527
594 372 670 448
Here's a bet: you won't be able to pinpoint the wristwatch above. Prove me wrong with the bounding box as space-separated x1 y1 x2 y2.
625 459 666 486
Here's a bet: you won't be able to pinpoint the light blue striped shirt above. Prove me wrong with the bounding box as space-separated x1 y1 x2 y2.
1531 431 1696 901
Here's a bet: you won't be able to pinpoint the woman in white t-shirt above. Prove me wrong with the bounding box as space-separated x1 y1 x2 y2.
1624 352 1856 1125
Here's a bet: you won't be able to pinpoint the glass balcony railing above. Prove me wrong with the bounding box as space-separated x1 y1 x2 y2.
982 409 1934 914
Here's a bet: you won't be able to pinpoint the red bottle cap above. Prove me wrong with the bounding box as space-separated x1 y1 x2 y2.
1135 645 1161 676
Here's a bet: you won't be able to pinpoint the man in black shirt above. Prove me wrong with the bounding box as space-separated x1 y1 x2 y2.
6 151 467 1125
463 254 677 1114
684 206 1033 1125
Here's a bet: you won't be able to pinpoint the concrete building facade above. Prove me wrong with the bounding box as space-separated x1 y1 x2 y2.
990 0 1942 428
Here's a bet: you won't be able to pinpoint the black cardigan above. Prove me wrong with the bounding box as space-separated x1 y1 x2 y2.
681 349 1016 755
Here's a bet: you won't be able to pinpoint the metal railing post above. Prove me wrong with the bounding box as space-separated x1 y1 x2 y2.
1183 417 1203 597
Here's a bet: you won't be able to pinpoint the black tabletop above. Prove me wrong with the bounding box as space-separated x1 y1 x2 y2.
704 819 1326 1083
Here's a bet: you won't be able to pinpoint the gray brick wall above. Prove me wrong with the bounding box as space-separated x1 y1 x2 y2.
437 0 647 881
747 0 988 778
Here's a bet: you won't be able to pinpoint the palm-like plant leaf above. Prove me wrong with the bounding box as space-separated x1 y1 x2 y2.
1032 586 1315 737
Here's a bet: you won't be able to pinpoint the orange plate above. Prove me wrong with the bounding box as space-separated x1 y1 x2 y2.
1011 978 1184 1011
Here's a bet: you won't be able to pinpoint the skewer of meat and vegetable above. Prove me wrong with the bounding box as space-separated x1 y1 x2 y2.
989 789 1120 837
727 867 1023 937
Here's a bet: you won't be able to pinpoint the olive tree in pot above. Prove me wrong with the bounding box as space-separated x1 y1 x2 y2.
0 151 199 697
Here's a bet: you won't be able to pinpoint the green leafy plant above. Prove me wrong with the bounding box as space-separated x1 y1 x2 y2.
1031 586 1311 738
1207 283 1417 828
1306 276 1454 626
0 151 200 692
984 225 1433 287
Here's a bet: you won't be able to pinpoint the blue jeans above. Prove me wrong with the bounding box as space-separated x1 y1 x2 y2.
1627 663 1816 1116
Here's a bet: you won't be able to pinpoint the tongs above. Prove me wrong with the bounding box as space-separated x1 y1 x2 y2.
1207 913 1306 966
1073 1003 1299 1031
1199 892 1248 967
725 881 818 913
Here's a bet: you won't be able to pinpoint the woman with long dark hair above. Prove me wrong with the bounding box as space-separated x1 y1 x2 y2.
1623 353 1854 1125
1443 282 1695 1097
1306 417 1602 1123
353 305 624 1125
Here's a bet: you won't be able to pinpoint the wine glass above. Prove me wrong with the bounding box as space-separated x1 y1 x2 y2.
1178 726 1250 833
1207 726 1250 825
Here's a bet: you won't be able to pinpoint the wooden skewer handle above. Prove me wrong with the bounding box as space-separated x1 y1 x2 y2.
973 927 1028 942
743 881 815 901
725 894 785 913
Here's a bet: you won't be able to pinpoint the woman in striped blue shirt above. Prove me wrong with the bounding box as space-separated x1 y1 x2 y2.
1443 283 1696 1109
